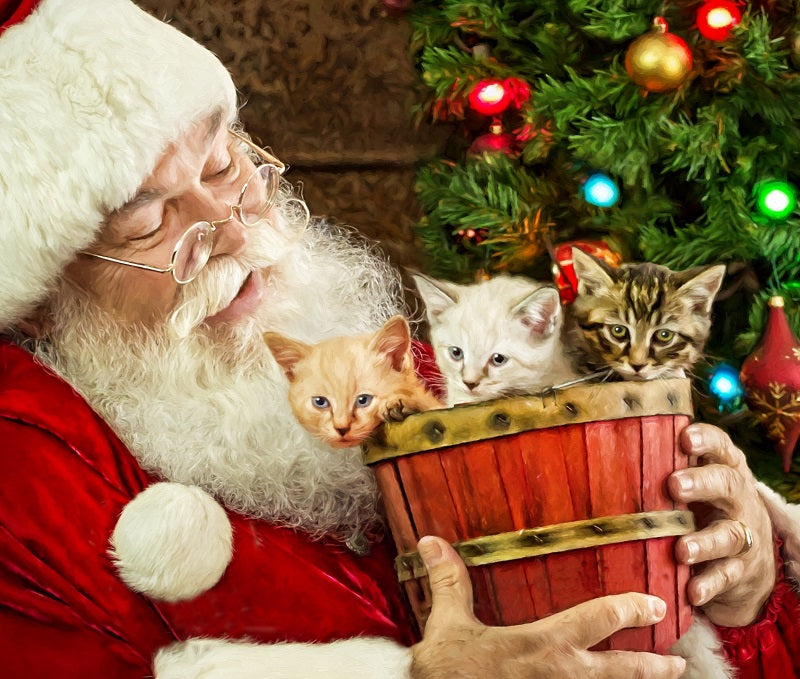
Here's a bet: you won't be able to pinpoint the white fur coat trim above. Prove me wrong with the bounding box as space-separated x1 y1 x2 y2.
0 0 236 329
154 637 412 679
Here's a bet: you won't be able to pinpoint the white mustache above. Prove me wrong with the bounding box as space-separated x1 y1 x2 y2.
167 208 307 338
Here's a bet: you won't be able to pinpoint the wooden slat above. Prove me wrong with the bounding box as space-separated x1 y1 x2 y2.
587 419 650 651
674 415 694 638
642 415 681 653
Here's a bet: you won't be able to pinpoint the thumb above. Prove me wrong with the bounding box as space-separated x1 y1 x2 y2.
418 535 477 633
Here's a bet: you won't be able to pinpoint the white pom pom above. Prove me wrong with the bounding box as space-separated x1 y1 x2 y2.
110 482 233 602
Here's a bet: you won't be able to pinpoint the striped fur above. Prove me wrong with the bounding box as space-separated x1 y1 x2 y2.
566 248 725 381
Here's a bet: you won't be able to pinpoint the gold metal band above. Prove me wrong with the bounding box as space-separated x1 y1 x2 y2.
395 509 695 582
364 378 693 464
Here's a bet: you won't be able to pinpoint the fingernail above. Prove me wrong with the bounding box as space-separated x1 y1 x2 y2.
694 586 709 607
417 536 444 568
688 429 703 449
685 540 698 564
673 472 693 493
648 596 667 620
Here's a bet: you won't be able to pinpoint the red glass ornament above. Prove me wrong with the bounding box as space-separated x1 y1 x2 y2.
740 296 800 472
696 1 741 41
469 129 516 155
468 79 514 116
552 240 622 304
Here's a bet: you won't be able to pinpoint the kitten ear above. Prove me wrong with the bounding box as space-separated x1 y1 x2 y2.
512 286 562 337
263 332 311 382
570 247 614 296
411 273 460 323
370 315 412 372
674 264 726 315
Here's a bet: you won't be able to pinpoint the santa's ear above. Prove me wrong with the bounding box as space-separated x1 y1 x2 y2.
263 333 311 382
674 264 726 315
411 273 460 324
370 315 411 372
571 247 614 297
512 285 562 337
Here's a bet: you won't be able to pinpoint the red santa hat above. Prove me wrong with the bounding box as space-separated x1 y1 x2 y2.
0 0 237 329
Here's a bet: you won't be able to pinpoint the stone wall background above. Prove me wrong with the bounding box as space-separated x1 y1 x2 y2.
135 0 447 276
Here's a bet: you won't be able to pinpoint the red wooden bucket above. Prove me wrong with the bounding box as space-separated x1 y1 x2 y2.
362 378 695 653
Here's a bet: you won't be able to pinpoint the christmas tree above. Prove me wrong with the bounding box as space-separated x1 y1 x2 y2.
402 0 800 497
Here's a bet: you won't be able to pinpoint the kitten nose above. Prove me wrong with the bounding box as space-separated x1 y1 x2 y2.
463 380 479 391
630 363 646 372
335 426 350 436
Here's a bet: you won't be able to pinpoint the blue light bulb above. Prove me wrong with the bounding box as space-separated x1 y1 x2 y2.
709 364 742 404
583 173 620 208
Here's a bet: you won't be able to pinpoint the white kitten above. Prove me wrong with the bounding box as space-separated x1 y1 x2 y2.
412 273 579 406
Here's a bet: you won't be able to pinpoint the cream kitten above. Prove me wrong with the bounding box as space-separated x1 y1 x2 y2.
567 247 726 381
413 273 579 406
265 316 443 448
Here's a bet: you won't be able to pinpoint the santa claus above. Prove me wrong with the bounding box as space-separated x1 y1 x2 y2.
0 1 798 678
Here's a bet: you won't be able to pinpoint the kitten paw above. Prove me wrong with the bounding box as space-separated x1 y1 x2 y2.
383 400 413 422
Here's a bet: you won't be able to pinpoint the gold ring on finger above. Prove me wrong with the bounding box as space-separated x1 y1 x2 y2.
735 520 753 557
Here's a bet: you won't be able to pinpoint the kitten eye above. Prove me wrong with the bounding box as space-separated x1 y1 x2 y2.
311 396 330 409
489 353 507 366
355 393 373 408
448 346 463 361
655 329 675 344
608 324 629 340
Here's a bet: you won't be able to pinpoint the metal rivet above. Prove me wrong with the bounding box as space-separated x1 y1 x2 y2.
591 524 605 534
642 517 655 529
423 420 445 443
564 402 578 416
491 412 510 429
667 391 677 407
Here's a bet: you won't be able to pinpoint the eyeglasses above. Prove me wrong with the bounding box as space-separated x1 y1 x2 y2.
81 130 286 284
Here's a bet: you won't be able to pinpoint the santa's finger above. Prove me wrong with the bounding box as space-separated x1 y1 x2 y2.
591 650 686 678
687 558 746 607
679 423 746 468
675 519 753 565
668 464 744 512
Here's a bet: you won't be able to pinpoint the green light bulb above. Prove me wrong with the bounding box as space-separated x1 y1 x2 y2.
756 180 797 220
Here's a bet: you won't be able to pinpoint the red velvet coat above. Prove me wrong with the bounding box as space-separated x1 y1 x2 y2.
1 338 799 677
0 340 415 678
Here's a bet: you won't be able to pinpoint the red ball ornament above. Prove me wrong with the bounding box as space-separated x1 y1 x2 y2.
740 296 800 472
468 79 514 116
696 1 741 41
552 240 622 304
469 125 516 155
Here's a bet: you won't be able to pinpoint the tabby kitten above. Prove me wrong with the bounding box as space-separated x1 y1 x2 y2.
264 315 442 448
413 273 579 406
567 247 726 380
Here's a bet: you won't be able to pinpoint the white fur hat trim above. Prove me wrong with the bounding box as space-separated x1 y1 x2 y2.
0 0 237 328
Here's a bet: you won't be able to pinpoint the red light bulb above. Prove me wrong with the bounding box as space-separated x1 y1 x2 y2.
697 0 741 41
468 79 513 116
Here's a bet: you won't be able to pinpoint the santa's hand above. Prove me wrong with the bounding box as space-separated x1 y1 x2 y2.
669 423 775 627
410 536 686 679
110 482 233 602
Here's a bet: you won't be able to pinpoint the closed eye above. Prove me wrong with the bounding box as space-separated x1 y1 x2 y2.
312 396 330 409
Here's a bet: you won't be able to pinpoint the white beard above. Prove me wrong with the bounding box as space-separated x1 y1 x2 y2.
32 194 404 541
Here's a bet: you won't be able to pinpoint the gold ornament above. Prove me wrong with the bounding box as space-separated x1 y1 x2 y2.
625 18 693 92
